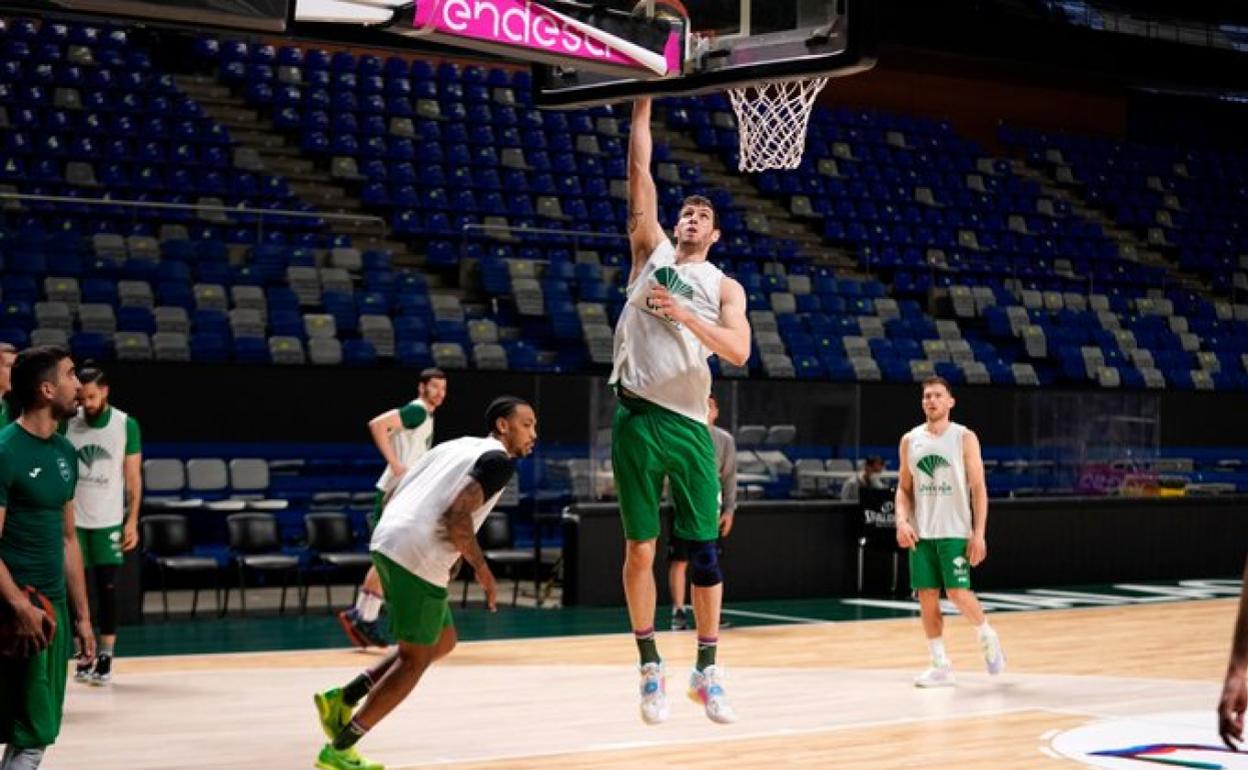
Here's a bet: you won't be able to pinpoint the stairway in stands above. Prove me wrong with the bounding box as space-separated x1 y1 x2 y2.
1009 159 1213 296
174 74 430 276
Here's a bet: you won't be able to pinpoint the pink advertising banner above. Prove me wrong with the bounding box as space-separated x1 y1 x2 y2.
409 0 683 79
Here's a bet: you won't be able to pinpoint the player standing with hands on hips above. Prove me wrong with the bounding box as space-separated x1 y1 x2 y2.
895 376 1005 687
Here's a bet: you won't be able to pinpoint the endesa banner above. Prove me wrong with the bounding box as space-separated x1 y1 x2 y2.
407 0 683 79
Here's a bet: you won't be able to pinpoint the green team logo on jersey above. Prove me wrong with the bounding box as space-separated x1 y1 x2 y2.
651 266 695 300
77 444 113 470
915 454 954 496
915 454 951 478
57 455 72 482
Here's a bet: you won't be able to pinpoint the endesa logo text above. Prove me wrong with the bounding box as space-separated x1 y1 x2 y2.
412 0 674 74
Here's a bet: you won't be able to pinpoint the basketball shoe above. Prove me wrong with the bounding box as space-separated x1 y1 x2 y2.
639 662 670 724
315 688 354 740
688 665 737 723
314 744 383 770
914 663 955 688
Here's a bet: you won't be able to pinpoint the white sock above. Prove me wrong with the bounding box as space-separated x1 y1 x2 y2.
928 638 950 667
976 622 995 640
355 591 383 622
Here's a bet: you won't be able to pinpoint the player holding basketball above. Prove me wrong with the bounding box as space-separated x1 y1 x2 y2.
611 97 750 725
338 368 447 648
311 397 536 770
895 376 1005 687
0 346 94 770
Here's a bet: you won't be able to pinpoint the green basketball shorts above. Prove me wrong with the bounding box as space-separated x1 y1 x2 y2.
909 538 972 591
371 552 452 646
612 394 720 543
0 600 71 748
77 525 124 569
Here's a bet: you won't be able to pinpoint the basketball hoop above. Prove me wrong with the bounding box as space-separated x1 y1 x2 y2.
727 76 829 173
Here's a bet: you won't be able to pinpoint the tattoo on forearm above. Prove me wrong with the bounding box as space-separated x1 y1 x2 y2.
438 481 487 569
628 210 642 234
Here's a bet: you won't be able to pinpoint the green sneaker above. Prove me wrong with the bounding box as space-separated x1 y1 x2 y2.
314 688 354 740
314 743 383 770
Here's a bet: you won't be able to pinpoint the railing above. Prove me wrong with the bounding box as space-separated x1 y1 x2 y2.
459 221 629 252
1040 0 1246 53
0 192 388 240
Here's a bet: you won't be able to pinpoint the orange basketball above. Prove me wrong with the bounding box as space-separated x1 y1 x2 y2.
632 0 689 24
0 586 57 658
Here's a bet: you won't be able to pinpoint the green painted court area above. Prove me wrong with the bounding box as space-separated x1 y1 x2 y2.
115 577 1243 658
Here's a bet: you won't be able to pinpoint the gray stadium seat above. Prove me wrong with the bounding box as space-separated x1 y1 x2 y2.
127 235 160 261
308 338 343 365
473 343 508 370
331 156 365 181
269 336 306 365
186 458 229 494
468 319 499 344
432 342 468 370
30 328 69 347
114 332 153 361
303 314 337 339
117 280 154 308
231 285 267 312
193 284 228 312
78 304 117 334
43 276 80 307
143 459 186 496
34 302 72 331
360 315 395 357
152 332 191 362
764 425 797 446
65 161 98 187
93 233 127 260
330 248 362 272
154 306 190 335
320 268 354 295
736 425 767 446
229 309 265 338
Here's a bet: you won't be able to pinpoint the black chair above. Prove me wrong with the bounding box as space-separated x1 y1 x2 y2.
302 512 373 613
223 512 301 617
140 514 221 620
461 512 537 607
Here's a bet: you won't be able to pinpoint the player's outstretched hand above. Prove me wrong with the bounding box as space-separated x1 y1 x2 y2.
966 534 987 567
1219 671 1247 750
476 567 498 613
895 520 918 549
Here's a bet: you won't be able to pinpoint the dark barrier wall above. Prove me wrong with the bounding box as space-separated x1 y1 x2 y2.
563 496 1248 606
101 363 1248 449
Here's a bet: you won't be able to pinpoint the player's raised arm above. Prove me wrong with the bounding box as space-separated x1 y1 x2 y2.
627 97 668 281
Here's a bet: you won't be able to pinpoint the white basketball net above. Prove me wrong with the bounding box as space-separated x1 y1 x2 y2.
727 76 829 173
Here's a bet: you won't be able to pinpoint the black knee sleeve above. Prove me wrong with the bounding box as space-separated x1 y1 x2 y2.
687 540 723 587
94 565 118 635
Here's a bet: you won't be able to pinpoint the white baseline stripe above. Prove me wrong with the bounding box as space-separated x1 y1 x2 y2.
719 608 830 625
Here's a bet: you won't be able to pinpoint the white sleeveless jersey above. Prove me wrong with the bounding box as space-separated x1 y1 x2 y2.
371 435 508 588
375 398 435 493
610 240 724 423
65 406 133 529
905 421 973 539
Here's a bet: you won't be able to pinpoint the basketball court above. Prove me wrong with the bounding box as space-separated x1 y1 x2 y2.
49 589 1241 769
0 1 1243 769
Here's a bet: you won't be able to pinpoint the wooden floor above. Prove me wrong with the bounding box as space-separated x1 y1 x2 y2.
50 599 1240 770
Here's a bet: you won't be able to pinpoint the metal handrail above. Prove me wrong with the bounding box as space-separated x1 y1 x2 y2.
0 191 387 236
460 222 629 243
